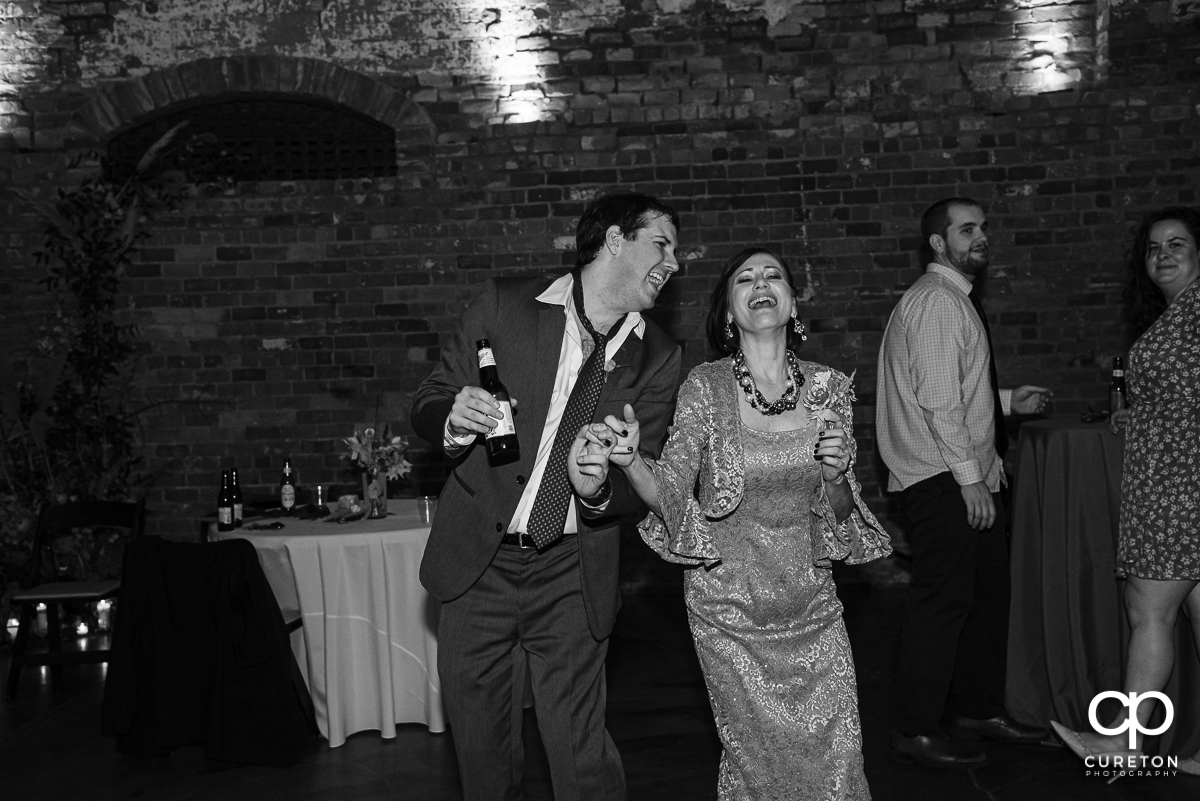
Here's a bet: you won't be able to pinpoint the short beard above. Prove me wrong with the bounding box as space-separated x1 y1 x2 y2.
949 246 989 277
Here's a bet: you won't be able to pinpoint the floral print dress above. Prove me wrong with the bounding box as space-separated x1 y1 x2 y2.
1117 281 1200 580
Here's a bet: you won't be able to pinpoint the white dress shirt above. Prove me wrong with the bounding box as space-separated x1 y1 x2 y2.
445 272 644 534
876 263 1012 493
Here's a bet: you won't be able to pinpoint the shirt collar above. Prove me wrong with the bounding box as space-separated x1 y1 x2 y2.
536 272 646 338
925 262 976 297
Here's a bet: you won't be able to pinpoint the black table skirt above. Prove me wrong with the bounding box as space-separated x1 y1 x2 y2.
1006 418 1200 757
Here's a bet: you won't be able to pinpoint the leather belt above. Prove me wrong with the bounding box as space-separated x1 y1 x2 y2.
500 531 574 550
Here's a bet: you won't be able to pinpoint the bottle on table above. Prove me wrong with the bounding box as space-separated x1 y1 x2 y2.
230 467 244 527
217 469 234 532
1109 356 1127 414
280 458 296 514
476 338 519 465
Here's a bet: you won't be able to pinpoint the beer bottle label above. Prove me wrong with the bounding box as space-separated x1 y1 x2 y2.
233 503 243 522
487 400 516 438
219 507 232 525
281 484 295 508
478 348 497 369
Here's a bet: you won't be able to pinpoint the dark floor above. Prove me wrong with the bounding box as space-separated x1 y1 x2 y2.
2 552 1196 801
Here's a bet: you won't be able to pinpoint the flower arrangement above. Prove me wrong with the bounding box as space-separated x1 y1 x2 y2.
803 369 857 427
343 424 412 481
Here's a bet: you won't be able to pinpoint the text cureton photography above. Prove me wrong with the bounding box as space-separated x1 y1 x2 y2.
1085 754 1179 779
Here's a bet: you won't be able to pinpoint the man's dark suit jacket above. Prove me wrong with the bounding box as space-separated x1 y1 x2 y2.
411 276 681 640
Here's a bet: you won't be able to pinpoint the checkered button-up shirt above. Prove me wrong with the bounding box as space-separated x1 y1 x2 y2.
875 264 1012 493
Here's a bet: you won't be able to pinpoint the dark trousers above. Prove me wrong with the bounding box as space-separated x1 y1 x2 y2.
438 535 625 801
893 471 1011 736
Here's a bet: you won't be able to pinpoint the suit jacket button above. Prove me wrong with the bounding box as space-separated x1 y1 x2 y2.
496 522 503 532
516 475 525 485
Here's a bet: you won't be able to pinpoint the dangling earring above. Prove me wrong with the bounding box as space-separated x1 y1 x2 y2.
792 310 807 341
725 319 734 342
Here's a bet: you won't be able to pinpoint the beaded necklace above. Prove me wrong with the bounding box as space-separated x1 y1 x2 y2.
733 349 805 416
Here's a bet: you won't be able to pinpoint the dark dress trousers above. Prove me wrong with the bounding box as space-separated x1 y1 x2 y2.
411 276 681 800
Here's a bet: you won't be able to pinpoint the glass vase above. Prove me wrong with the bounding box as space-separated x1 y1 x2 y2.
363 470 388 519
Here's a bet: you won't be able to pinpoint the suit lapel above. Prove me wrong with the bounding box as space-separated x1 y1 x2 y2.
597 329 645 405
528 303 565 434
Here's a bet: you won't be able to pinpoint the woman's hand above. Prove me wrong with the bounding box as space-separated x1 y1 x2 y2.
598 404 641 469
1109 407 1129 436
568 426 616 500
813 418 851 485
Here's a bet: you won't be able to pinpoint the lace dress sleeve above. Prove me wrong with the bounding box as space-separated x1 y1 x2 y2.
638 372 722 567
809 372 892 567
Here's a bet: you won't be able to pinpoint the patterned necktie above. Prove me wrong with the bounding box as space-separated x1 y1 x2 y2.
524 276 626 549
969 291 1008 459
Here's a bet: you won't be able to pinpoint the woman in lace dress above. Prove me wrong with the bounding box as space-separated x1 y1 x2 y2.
570 247 891 800
1052 207 1200 773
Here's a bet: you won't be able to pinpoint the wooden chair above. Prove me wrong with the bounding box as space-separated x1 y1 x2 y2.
5 499 145 698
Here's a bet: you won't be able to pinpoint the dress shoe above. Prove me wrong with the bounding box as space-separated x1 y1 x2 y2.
1177 757 1200 776
890 731 988 769
951 714 1048 744
1049 721 1140 763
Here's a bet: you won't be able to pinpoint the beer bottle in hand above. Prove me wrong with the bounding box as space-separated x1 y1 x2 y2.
1110 356 1127 414
230 467 244 527
217 470 234 532
280 458 296 513
476 339 519 464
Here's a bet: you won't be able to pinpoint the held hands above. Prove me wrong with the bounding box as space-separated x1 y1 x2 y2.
598 404 641 467
447 386 519 439
1012 385 1053 415
567 404 643 500
568 426 615 500
960 481 997 531
1109 408 1129 436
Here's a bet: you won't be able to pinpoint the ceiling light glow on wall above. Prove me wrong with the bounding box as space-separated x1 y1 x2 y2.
471 0 553 124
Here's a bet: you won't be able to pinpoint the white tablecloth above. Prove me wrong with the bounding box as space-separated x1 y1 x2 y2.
214 499 444 747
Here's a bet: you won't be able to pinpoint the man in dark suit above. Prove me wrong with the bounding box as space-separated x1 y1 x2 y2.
410 192 683 801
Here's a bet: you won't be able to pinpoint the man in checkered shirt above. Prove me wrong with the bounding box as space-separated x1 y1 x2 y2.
877 197 1052 770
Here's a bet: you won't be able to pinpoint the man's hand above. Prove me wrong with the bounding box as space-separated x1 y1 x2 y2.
568 426 616 500
446 386 518 438
960 481 996 530
1109 407 1129 436
1011 385 1052 415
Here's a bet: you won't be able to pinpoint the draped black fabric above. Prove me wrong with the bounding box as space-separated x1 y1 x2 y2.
101 537 314 765
969 291 1008 459
525 276 625 549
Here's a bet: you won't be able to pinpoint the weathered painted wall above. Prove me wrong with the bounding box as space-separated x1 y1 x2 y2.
2 0 1200 539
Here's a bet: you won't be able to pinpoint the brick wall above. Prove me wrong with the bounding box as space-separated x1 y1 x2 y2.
2 0 1199 538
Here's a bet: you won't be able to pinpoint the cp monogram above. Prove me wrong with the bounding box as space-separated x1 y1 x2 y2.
1088 691 1175 750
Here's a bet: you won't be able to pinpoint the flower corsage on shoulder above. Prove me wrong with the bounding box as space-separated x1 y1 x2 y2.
803 369 857 428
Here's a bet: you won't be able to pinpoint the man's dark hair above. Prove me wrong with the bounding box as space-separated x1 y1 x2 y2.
1125 205 1200 335
920 197 983 263
575 192 681 268
706 246 805 355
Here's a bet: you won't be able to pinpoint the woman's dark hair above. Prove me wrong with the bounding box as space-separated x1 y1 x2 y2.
706 246 805 355
575 192 681 268
1125 206 1200 335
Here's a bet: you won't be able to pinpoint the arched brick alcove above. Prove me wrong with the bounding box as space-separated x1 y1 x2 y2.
74 56 436 168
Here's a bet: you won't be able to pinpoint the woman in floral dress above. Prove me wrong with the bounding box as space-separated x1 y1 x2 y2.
1052 207 1200 773
570 247 891 800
